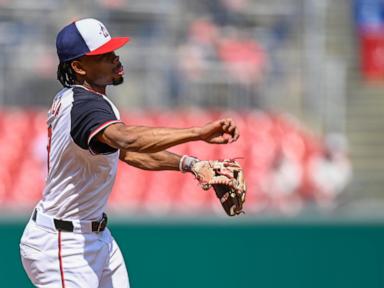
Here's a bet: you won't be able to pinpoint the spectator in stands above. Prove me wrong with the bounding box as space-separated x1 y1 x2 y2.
306 133 352 209
178 17 219 79
263 146 303 216
217 27 266 85
171 15 267 108
170 17 220 104
216 26 267 106
206 0 250 26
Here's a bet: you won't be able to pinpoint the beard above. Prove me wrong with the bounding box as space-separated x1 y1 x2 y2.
112 76 124 86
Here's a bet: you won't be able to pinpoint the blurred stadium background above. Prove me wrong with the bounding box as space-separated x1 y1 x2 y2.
1 0 384 287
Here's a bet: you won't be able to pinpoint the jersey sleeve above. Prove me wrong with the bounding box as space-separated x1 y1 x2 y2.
70 94 122 155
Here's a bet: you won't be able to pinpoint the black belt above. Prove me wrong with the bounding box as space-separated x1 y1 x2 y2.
32 209 108 232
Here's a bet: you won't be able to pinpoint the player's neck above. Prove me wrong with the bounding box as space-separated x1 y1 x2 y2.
78 82 106 96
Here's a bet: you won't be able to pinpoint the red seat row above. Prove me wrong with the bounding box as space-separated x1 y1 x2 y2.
0 109 346 215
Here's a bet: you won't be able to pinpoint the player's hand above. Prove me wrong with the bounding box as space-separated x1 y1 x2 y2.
198 118 240 144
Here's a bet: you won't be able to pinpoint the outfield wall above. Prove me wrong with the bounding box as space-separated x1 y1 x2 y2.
3 219 384 287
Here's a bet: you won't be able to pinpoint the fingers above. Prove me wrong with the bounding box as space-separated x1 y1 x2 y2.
215 168 235 179
223 160 241 168
209 177 233 186
220 118 230 131
220 118 233 131
232 125 240 141
220 118 240 143
210 171 242 187
200 118 240 144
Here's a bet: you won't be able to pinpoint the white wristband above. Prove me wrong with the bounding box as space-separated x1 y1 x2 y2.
179 155 199 173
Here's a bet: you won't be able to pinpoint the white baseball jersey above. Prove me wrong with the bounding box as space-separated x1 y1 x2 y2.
20 85 130 287
36 85 122 220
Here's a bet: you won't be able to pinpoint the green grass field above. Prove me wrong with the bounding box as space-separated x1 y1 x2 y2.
6 217 384 287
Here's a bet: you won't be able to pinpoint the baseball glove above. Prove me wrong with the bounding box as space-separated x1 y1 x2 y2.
191 159 246 216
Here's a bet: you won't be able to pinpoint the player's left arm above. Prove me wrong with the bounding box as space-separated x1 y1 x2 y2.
121 150 247 216
119 149 182 171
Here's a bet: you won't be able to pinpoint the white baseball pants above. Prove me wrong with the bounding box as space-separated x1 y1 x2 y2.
20 219 130 288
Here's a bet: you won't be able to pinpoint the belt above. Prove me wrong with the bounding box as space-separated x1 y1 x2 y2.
32 209 108 233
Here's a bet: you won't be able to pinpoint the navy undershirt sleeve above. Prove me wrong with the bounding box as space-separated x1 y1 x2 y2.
70 87 119 154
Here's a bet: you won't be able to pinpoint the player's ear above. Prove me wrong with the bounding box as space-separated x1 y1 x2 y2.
71 60 86 76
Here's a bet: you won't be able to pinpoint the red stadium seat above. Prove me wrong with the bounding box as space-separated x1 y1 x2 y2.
0 165 12 204
8 158 44 207
142 171 183 215
109 164 149 212
173 177 211 215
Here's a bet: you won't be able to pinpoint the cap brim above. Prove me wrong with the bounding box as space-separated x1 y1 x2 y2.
86 37 130 56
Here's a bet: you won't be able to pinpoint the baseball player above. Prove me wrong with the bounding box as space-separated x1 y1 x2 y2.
19 18 240 288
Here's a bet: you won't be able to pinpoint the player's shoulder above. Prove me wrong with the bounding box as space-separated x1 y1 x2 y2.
72 86 112 108
72 86 105 102
50 87 75 110
71 86 115 116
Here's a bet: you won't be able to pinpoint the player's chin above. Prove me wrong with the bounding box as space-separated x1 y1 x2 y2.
112 76 124 86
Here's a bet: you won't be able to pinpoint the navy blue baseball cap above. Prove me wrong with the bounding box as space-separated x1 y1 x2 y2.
56 18 130 63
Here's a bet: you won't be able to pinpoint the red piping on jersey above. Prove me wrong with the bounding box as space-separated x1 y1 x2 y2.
58 231 66 288
47 125 52 173
88 120 123 144
87 120 123 154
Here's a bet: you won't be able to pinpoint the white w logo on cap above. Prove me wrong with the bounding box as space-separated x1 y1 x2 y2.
99 24 109 38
